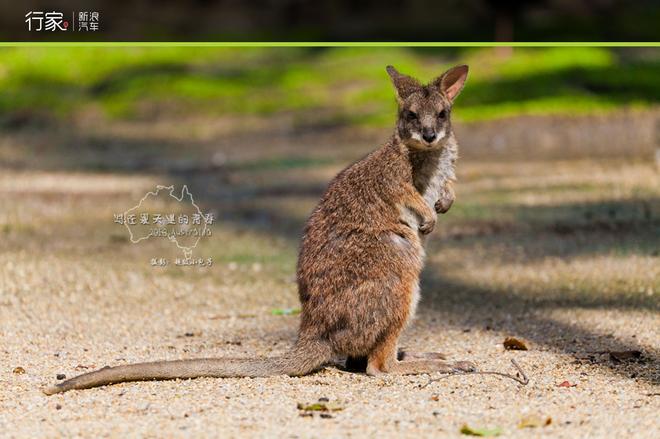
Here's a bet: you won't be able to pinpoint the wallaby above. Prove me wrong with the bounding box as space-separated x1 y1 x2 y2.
44 64 472 395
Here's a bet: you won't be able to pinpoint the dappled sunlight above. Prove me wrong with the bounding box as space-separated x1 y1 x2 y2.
460 161 659 199
428 249 657 308
0 169 157 194
1 47 658 437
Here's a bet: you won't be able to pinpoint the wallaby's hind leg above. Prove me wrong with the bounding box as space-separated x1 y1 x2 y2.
365 329 402 375
366 330 476 376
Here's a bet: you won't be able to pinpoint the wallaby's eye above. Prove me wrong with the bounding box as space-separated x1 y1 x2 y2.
405 111 418 122
437 110 447 120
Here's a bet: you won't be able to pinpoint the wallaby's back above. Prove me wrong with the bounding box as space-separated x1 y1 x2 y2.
297 139 428 358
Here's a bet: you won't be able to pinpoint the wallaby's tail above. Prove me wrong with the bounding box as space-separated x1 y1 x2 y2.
43 339 332 395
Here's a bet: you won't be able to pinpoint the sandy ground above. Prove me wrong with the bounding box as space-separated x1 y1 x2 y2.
1 113 659 437
1 269 658 438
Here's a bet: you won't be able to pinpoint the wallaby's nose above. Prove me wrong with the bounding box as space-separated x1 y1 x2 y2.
422 130 436 143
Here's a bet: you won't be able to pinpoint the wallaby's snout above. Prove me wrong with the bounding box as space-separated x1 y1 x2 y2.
422 127 437 144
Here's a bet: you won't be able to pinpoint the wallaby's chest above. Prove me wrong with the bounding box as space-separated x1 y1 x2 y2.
417 161 447 209
411 145 457 216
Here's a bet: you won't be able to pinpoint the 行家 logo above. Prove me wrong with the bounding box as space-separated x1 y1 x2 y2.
25 11 100 32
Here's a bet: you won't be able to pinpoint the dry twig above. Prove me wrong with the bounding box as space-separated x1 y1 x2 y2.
421 359 529 388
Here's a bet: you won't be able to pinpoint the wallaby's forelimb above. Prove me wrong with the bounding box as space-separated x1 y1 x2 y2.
403 184 437 234
44 340 332 395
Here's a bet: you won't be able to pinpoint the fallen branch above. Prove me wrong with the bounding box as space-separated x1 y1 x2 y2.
421 359 529 388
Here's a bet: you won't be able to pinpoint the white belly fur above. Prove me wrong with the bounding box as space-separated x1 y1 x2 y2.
402 141 457 231
400 140 457 322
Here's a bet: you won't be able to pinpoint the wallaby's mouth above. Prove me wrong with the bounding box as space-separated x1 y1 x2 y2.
409 128 447 150
420 137 445 149
407 140 442 151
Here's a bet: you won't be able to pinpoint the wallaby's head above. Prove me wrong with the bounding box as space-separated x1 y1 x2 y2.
386 64 468 150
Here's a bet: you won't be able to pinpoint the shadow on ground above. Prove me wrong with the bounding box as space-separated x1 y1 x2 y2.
2 119 658 386
171 164 660 386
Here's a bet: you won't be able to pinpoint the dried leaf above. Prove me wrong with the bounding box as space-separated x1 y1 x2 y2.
297 400 344 412
503 337 528 351
271 308 301 316
557 380 577 388
518 415 552 428
12 366 26 374
460 425 502 437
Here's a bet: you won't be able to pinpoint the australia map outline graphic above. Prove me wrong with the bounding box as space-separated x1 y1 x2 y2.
122 185 209 259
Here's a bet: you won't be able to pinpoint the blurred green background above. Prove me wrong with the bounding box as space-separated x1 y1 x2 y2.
1 47 658 129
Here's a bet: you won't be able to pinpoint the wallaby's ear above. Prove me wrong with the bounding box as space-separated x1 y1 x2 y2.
386 65 421 102
433 65 469 102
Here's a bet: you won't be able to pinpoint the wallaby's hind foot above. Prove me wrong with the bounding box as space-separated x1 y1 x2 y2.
365 332 475 376
368 359 476 376
397 350 447 361
343 350 447 372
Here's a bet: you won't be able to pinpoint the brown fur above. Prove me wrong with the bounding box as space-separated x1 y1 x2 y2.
44 65 472 395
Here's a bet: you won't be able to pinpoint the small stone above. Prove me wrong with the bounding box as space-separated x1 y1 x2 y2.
55 404 62 410
56 374 66 380
12 367 26 374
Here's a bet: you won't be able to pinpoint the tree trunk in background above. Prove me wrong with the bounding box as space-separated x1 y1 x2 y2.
494 4 514 58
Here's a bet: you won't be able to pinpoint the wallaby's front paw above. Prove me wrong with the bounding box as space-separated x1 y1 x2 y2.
419 217 436 235
435 185 456 214
435 197 454 214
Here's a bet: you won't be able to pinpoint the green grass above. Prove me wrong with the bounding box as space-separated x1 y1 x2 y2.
0 47 658 126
